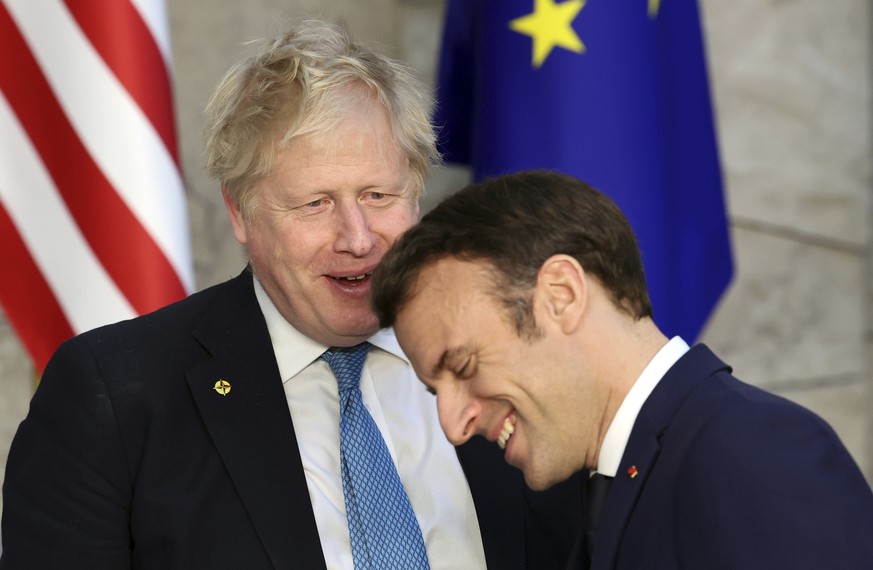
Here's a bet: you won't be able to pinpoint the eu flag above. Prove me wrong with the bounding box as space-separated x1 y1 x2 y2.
435 0 733 341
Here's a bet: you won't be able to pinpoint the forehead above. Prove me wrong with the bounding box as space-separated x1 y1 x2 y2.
393 258 495 374
409 257 493 308
294 81 390 139
395 259 497 340
262 97 409 192
286 97 400 162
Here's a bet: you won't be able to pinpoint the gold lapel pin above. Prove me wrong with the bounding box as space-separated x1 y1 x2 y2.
213 379 232 396
627 465 639 479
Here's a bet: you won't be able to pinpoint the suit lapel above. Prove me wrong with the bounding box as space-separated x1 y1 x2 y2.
591 432 660 570
591 345 731 570
186 270 327 570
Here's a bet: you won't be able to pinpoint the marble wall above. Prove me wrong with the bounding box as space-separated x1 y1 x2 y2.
700 0 872 476
0 0 870 515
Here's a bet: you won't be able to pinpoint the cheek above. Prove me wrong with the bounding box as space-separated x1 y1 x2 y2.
248 220 314 268
373 204 418 244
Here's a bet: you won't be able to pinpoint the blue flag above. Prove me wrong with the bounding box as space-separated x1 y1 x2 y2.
435 0 733 341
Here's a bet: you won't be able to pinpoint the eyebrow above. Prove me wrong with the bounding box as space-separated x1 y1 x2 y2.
431 349 449 379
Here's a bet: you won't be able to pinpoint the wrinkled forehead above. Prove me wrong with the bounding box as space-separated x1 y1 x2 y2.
401 257 495 323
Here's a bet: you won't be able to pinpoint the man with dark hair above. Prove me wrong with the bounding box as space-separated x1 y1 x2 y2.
372 169 873 569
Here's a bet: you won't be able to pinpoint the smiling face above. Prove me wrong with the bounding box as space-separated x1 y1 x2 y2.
224 88 419 347
394 256 601 490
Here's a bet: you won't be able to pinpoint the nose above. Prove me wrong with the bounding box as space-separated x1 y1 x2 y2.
333 201 376 256
436 386 481 446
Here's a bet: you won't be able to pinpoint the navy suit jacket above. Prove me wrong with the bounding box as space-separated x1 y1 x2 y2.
570 344 873 569
1 269 581 569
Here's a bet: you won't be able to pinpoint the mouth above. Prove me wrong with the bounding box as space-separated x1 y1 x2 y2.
497 413 517 450
323 270 376 299
331 272 372 282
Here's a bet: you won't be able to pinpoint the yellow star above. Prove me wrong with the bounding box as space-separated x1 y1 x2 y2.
510 0 586 68
649 0 661 18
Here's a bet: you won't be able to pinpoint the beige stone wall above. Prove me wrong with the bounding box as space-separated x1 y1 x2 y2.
1 0 871 514
699 0 872 478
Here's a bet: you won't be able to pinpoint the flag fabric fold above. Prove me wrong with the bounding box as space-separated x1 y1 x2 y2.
435 0 733 341
0 0 193 373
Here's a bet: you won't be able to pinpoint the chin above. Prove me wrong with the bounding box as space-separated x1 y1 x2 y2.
331 321 381 343
524 479 552 492
330 311 379 333
523 466 574 492
345 318 381 337
522 470 553 492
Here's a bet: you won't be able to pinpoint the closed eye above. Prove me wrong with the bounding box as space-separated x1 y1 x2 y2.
456 356 477 379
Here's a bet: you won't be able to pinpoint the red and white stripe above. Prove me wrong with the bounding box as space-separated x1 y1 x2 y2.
0 0 193 373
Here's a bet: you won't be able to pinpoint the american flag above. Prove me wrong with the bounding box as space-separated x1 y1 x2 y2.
0 0 193 373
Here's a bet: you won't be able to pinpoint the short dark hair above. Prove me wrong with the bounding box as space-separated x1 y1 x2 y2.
372 170 653 336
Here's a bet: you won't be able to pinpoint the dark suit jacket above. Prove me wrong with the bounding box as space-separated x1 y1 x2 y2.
1 269 581 569
569 344 873 569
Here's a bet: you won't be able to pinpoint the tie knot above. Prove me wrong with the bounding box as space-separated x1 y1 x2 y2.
321 342 372 392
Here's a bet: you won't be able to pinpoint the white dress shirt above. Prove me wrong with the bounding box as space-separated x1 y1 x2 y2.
254 279 487 570
595 336 690 477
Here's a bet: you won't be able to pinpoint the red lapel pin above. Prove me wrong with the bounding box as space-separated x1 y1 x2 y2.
627 465 639 479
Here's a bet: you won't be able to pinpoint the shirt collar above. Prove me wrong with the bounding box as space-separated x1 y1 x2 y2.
595 336 690 477
252 275 409 382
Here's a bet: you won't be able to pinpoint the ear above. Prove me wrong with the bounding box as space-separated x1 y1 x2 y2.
222 187 249 245
535 254 587 334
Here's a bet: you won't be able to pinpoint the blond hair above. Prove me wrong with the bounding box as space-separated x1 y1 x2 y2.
204 20 439 219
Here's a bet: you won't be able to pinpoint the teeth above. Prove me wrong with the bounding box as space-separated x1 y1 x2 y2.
339 273 371 281
497 416 515 450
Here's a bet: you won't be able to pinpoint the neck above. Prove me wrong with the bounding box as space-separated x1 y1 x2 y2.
587 315 669 469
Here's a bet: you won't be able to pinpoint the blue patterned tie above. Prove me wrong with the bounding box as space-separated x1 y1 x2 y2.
320 343 430 570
